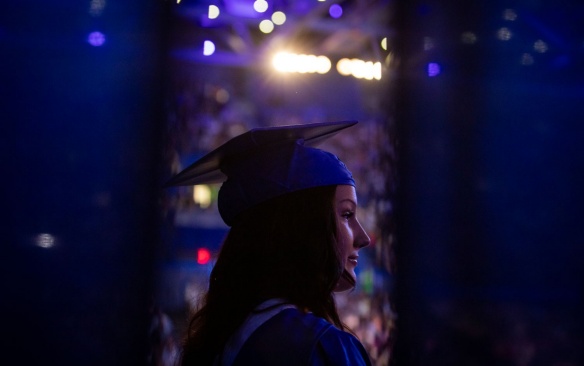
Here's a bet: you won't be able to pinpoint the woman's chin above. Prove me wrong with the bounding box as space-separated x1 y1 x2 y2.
334 270 356 292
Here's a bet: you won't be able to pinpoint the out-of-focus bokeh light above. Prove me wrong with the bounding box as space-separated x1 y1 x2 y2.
272 11 286 25
208 5 220 19
503 8 517 21
381 37 387 51
427 62 441 77
534 39 548 53
385 53 392 66
197 248 211 265
461 31 478 44
87 31 106 46
351 59 366 78
215 88 230 104
423 36 434 51
88 0 106 17
193 185 212 208
337 58 352 76
203 40 215 56
329 4 343 18
298 55 309 73
254 0 268 13
36 233 55 249
521 53 534 65
259 20 275 34
316 56 332 74
336 58 382 80
273 52 332 74
497 27 512 41
372 62 382 81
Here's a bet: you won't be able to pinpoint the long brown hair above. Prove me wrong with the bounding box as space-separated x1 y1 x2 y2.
180 185 346 365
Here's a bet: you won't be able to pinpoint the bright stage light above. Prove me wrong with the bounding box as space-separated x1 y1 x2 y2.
336 58 382 80
259 20 274 33
272 52 331 74
337 58 352 75
351 59 366 79
203 40 215 56
273 52 292 72
208 5 220 19
316 56 331 74
193 185 212 207
373 62 382 80
254 0 268 13
272 11 286 25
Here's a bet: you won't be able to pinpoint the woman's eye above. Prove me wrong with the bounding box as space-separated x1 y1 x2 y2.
342 211 354 219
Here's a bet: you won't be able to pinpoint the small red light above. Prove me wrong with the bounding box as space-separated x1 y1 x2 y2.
197 248 211 265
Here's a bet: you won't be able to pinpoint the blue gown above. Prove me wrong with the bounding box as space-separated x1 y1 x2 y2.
230 308 371 366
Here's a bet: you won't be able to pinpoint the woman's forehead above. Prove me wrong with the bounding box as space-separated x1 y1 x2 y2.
335 185 357 204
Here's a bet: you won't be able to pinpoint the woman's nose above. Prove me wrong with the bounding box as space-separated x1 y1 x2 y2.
355 221 371 248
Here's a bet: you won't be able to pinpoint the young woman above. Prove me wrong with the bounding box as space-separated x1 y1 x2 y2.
166 121 372 365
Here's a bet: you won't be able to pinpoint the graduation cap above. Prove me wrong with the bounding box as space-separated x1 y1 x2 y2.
165 120 357 226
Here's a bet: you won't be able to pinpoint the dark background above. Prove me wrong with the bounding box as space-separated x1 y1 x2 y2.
2 0 584 364
392 1 584 364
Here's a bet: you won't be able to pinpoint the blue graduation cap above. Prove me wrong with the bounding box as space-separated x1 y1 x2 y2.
165 121 357 226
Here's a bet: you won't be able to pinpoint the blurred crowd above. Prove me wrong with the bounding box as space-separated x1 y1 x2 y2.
337 290 395 365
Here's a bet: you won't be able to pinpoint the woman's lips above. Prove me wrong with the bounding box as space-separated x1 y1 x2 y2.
348 254 359 265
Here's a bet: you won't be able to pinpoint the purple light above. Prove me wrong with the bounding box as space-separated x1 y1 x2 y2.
427 62 440 77
329 4 343 19
88 31 106 47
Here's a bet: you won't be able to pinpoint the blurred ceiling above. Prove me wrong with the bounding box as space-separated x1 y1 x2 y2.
171 0 392 67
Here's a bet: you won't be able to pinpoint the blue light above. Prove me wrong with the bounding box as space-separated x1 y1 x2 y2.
427 62 440 77
329 4 343 19
87 31 106 47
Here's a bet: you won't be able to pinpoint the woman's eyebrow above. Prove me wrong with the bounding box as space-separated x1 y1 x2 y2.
338 198 357 206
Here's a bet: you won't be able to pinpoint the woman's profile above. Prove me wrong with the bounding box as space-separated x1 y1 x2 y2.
165 120 372 365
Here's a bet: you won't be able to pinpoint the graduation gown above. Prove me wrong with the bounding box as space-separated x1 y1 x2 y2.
229 308 371 366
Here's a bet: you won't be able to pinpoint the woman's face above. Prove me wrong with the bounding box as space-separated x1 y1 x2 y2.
334 185 371 292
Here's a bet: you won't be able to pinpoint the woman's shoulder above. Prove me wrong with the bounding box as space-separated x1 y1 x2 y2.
310 320 371 366
233 308 371 366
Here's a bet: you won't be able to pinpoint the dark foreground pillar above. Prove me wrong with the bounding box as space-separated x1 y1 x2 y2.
1 2 167 364
392 1 584 364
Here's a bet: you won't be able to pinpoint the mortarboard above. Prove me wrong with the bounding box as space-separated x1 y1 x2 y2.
165 120 357 226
